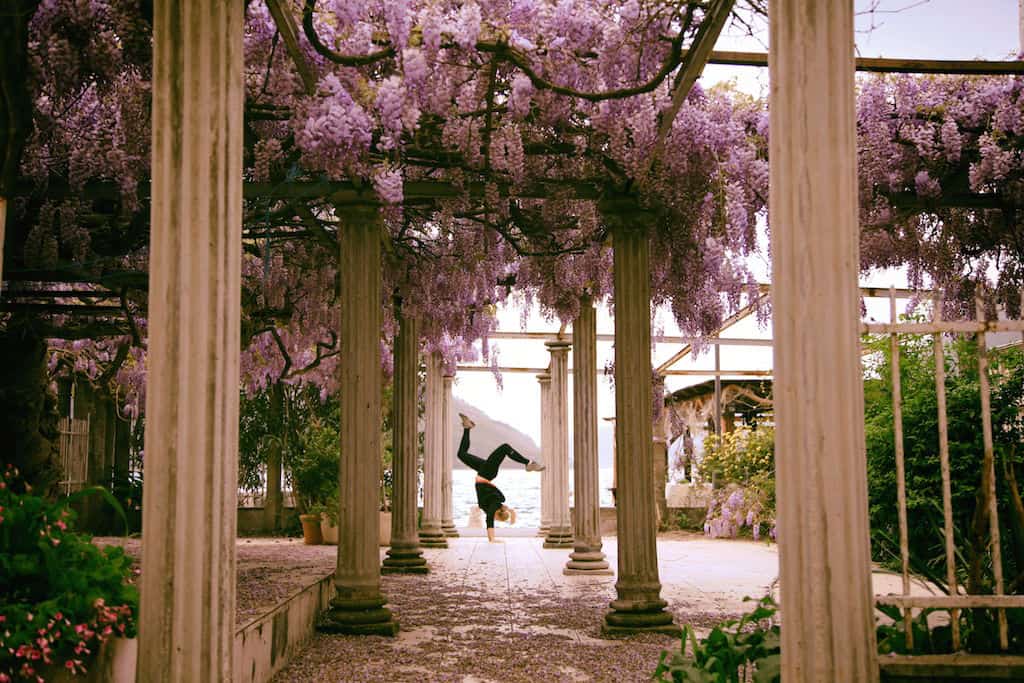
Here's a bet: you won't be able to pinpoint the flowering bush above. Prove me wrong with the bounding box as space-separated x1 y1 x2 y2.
699 427 775 541
0 466 137 681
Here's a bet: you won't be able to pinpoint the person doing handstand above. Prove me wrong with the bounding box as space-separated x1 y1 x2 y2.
457 413 544 543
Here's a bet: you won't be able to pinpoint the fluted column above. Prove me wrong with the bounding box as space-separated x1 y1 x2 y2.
441 372 459 536
565 297 611 574
137 4 243 680
320 202 398 636
544 342 574 548
601 201 678 636
770 2 877 679
382 307 428 574
536 371 553 536
419 352 448 548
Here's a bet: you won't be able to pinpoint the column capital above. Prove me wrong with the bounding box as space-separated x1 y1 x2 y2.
545 340 572 353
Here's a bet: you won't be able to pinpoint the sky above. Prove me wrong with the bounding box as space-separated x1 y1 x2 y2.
452 1 1021 455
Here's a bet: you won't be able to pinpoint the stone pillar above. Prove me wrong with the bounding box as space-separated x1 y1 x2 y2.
137 3 244 679
320 202 398 636
419 352 448 548
601 202 678 636
565 297 611 574
441 372 459 536
544 342 574 548
770 2 877 679
382 308 428 574
652 375 669 528
536 371 553 537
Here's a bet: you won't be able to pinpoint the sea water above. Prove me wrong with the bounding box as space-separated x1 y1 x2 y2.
445 467 616 528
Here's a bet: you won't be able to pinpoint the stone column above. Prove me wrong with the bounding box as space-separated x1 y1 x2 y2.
544 341 574 548
601 202 678 636
320 202 398 636
565 297 611 574
382 307 428 574
652 375 669 528
536 371 553 537
769 1 877 679
137 3 243 679
419 352 448 548
441 372 459 536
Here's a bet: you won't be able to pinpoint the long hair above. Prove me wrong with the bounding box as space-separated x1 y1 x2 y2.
495 506 517 525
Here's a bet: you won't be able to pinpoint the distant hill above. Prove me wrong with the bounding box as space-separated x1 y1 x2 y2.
450 397 540 466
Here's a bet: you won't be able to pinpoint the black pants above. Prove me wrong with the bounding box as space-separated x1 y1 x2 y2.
456 428 529 480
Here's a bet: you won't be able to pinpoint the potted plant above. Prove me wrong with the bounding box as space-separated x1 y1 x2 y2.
0 465 138 681
319 495 339 545
292 418 340 545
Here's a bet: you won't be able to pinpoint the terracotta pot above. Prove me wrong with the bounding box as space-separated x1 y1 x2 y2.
299 513 323 545
44 637 136 683
320 514 338 545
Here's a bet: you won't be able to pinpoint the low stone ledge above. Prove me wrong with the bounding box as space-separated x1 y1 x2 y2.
234 573 335 683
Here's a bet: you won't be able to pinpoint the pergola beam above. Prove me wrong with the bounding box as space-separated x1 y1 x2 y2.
708 50 1024 75
483 330 774 346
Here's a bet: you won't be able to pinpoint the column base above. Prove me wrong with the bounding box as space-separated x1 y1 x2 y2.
418 527 449 548
537 525 550 537
543 526 574 549
381 547 429 574
601 598 680 637
319 596 400 636
564 550 612 575
442 523 459 537
418 537 449 548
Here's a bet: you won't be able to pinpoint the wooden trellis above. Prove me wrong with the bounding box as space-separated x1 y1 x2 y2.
869 288 1024 675
57 415 89 496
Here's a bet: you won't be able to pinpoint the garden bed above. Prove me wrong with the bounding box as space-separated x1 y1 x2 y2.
93 537 336 627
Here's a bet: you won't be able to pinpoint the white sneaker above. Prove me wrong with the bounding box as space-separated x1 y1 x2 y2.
526 461 545 472
459 413 476 430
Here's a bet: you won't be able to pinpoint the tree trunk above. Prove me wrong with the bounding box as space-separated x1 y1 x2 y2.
263 381 284 532
0 315 59 490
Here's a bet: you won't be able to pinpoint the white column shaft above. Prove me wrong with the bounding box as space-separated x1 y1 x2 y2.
566 298 610 573
138 2 243 680
611 225 661 602
389 312 420 549
545 342 573 546
537 373 553 533
420 352 445 537
335 204 384 600
441 374 457 535
770 2 877 679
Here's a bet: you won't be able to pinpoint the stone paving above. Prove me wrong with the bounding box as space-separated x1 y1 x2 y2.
272 532 779 682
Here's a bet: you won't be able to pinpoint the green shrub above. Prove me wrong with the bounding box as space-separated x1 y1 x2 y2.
653 596 780 683
699 427 776 540
0 466 137 680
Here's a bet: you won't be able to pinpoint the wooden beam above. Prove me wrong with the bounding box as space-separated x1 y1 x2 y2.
264 0 316 95
482 330 773 346
708 50 1024 75
649 0 736 172
662 369 772 377
863 320 1024 335
877 595 1024 609
455 365 772 378
878 654 1024 679
0 303 123 315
